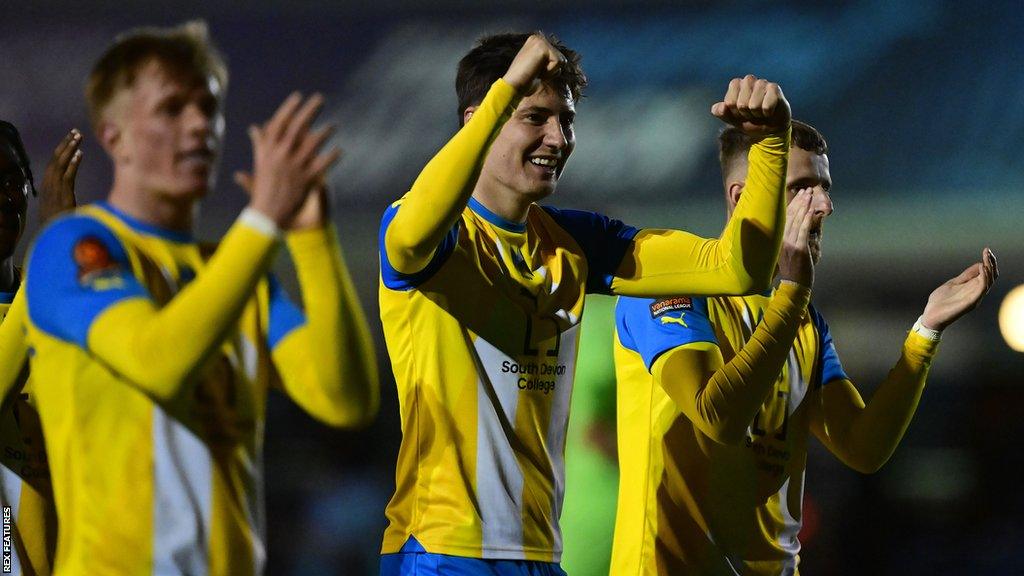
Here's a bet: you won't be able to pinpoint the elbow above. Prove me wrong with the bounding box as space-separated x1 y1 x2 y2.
692 413 749 446
384 228 432 274
850 459 886 475
736 267 774 296
703 424 749 447
718 267 769 297
320 374 381 430
320 396 379 430
841 450 890 475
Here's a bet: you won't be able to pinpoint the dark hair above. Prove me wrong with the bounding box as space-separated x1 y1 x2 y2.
0 120 36 196
455 32 587 125
718 120 828 176
85 20 227 130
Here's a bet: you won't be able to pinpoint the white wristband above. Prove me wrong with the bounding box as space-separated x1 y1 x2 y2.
911 316 942 342
239 207 281 239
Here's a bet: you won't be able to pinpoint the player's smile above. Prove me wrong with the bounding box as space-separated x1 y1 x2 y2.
476 84 575 207
526 154 561 180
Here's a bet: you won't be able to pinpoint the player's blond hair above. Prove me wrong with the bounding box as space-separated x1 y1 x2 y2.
85 20 228 129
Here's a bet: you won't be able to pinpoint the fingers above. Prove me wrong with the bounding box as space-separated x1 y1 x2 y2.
712 75 789 133
281 93 324 149
265 92 303 141
761 83 781 119
295 124 336 166
795 191 815 245
951 263 982 285
542 42 566 77
53 129 79 161
64 149 83 186
307 147 342 180
984 247 999 281
247 124 263 147
51 129 82 170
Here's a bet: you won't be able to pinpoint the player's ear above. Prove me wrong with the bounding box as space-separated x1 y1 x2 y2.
727 181 745 211
97 119 124 161
462 106 478 126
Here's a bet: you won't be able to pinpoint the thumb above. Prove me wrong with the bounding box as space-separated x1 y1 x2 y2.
233 171 254 195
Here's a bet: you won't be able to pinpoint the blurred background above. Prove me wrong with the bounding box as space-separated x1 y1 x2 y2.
3 0 1022 573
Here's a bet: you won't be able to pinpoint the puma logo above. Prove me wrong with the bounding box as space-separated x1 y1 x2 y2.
660 314 688 328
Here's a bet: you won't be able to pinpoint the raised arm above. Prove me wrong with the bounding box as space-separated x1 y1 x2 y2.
268 188 379 428
383 34 563 273
812 249 998 473
26 94 336 404
646 194 815 443
611 76 791 297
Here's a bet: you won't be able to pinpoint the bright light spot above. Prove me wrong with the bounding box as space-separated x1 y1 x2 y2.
999 284 1024 352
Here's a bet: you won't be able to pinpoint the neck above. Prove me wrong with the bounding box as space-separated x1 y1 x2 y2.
108 171 194 232
0 257 17 293
471 184 532 225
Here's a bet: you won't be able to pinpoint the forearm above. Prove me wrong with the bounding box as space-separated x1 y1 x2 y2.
611 131 789 297
88 212 279 402
385 79 520 273
656 282 810 444
826 332 937 473
274 226 380 427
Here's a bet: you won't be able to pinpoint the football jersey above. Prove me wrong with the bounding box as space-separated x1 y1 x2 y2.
379 77 790 565
1 290 56 576
613 290 847 575
379 196 637 561
22 202 350 575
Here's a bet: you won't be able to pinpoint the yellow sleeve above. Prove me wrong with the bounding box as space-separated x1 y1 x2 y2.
271 225 380 428
86 218 279 403
0 291 29 404
384 79 520 274
611 130 790 297
652 282 810 444
811 331 937 473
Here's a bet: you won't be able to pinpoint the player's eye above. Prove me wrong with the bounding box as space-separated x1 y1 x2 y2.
160 98 185 116
198 95 220 118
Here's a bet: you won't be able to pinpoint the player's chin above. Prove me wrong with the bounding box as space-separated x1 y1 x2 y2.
524 176 559 200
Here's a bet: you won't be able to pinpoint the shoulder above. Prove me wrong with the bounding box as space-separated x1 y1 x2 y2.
539 205 637 238
29 213 128 268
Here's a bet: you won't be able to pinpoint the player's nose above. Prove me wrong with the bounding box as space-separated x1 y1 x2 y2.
813 188 833 217
183 103 212 136
542 118 568 150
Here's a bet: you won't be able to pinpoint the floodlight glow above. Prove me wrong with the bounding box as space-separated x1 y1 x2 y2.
999 284 1024 352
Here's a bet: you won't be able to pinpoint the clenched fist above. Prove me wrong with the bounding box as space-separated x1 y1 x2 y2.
502 34 567 96
711 75 791 137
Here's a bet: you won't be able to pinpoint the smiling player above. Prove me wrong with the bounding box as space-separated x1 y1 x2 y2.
378 32 794 575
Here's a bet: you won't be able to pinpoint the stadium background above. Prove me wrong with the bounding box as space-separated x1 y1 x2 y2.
2 1 1022 573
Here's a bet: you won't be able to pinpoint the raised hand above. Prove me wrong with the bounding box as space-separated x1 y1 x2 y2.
502 33 567 96
711 75 791 137
39 128 82 224
235 92 339 228
921 248 999 331
777 189 815 288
